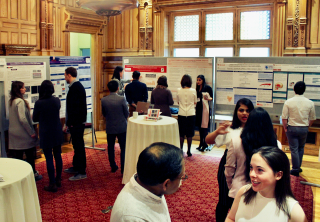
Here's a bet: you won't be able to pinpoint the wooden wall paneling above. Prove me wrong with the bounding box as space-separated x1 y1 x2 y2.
124 10 130 49
21 0 27 20
272 1 286 56
68 0 73 7
31 33 37 45
132 8 139 49
286 0 294 48
11 32 19 44
299 0 307 48
308 0 319 45
108 17 115 49
40 0 46 50
30 0 37 22
1 32 8 43
48 0 54 50
0 0 8 18
11 0 18 19
21 32 28 44
116 15 122 49
139 5 146 51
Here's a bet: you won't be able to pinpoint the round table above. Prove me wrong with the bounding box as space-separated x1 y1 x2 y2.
122 115 180 184
0 158 42 222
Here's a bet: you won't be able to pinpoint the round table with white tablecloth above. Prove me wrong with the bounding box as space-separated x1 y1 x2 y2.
0 158 42 222
122 115 180 184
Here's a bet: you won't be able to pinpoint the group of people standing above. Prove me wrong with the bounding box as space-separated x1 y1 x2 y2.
8 67 87 192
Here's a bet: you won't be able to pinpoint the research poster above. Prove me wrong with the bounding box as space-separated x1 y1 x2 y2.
124 65 167 102
0 58 6 81
4 62 47 116
216 63 273 107
50 57 91 118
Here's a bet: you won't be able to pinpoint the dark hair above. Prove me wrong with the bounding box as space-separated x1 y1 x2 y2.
112 66 123 81
107 80 119 92
9 81 29 109
157 75 168 88
196 75 206 91
39 80 54 100
65 67 77 78
241 107 278 181
231 98 254 129
181 74 192 88
243 146 295 218
137 142 184 186
294 81 306 95
132 70 140 79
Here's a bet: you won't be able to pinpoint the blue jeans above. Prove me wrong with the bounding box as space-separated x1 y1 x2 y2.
43 145 63 184
286 126 309 173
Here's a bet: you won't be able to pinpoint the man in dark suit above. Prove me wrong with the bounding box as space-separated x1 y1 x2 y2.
64 67 87 181
101 80 129 174
125 70 148 116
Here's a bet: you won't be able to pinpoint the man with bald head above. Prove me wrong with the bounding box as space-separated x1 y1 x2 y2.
110 142 186 222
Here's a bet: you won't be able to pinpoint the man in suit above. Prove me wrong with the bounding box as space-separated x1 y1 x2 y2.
282 81 316 177
64 67 87 181
125 70 148 116
101 80 129 174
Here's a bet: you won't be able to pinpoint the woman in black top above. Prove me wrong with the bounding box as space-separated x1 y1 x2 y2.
111 66 131 96
33 80 63 192
195 75 213 152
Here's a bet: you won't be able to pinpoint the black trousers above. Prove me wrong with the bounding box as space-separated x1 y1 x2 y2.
107 132 126 174
43 145 63 184
70 124 86 174
13 147 36 173
216 149 234 222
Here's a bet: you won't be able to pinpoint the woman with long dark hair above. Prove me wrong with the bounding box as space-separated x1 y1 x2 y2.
112 66 131 96
226 146 306 222
8 81 42 181
225 108 279 216
177 74 197 157
195 75 213 152
205 98 254 222
151 75 174 117
33 80 63 192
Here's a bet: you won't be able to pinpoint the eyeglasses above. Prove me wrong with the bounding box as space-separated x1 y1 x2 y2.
180 174 188 182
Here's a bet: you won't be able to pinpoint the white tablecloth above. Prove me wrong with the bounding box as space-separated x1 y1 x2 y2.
0 158 42 222
122 115 180 184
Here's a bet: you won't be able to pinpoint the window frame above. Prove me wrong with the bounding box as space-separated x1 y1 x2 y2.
169 5 273 57
238 44 272 57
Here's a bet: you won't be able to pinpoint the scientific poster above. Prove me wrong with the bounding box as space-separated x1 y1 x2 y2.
5 62 46 115
0 58 6 81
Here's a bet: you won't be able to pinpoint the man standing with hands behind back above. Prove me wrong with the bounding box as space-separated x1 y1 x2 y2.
101 80 129 174
125 70 148 117
64 67 88 181
282 81 316 177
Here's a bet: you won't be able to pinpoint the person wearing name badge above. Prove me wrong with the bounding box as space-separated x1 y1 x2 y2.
205 98 254 222
225 146 307 222
151 75 174 117
111 66 131 97
33 80 63 192
177 74 197 157
195 75 213 152
8 81 43 181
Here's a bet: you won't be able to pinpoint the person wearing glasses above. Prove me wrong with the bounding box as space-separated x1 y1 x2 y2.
111 142 186 222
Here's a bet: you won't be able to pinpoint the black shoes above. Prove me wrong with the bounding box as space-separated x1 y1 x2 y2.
56 178 62 187
44 184 58 192
299 168 303 173
187 151 192 157
200 145 208 152
111 165 119 173
196 146 202 151
290 170 299 177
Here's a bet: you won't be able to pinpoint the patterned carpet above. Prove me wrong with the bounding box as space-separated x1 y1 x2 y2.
35 144 313 222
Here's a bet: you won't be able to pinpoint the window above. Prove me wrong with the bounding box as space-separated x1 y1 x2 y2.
239 47 270 57
174 15 199 42
174 48 200 57
205 48 233 57
170 6 272 57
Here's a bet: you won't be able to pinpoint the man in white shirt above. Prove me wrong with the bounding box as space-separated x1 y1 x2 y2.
281 81 316 177
110 142 186 222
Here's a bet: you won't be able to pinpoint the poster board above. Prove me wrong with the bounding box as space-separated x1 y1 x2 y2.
215 57 320 119
50 56 92 118
123 57 213 105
